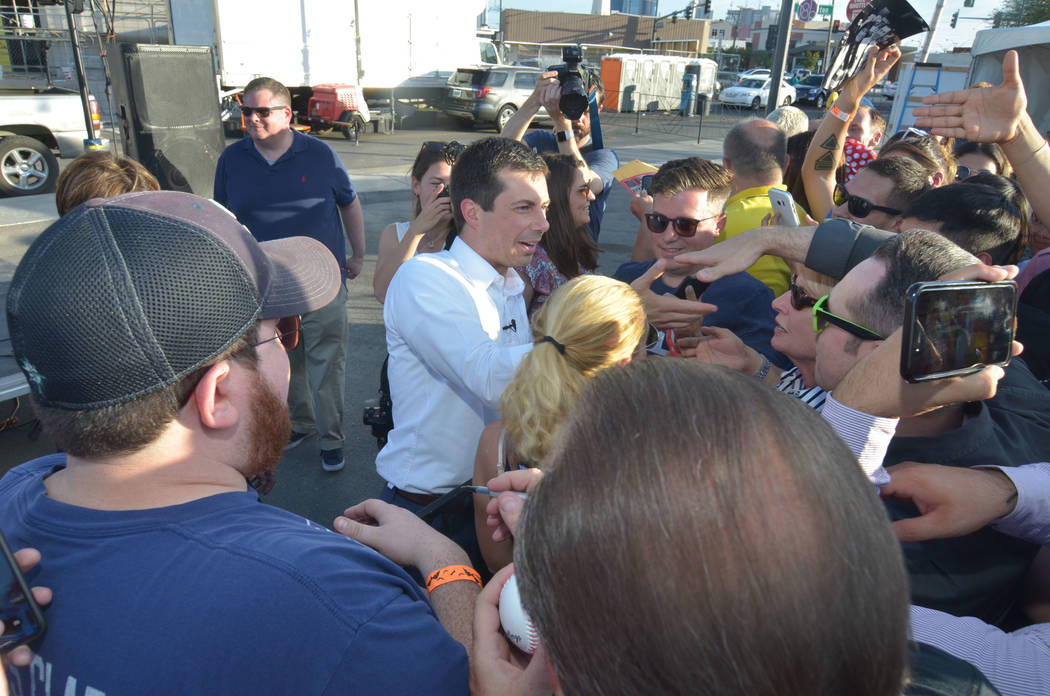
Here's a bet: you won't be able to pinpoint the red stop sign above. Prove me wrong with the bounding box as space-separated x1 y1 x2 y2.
846 0 868 20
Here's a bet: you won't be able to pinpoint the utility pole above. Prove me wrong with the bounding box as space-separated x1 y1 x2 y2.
919 0 946 61
767 0 793 110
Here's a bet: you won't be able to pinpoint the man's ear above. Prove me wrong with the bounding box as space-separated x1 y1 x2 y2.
722 156 731 171
715 212 728 234
930 170 945 187
192 361 241 430
976 251 994 265
871 131 884 148
460 198 482 231
783 152 790 174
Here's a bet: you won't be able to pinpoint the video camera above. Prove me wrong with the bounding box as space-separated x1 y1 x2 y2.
548 46 589 120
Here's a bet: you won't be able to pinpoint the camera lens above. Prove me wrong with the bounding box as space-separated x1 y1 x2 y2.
559 76 588 120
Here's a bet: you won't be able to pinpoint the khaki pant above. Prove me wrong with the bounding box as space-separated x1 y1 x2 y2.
288 282 348 451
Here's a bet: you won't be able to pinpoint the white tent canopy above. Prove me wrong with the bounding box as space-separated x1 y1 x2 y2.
969 21 1050 135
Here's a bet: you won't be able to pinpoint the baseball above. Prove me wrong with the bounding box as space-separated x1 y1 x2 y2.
498 573 539 655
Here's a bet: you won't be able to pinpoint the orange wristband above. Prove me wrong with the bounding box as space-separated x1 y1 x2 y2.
425 565 482 593
830 103 852 123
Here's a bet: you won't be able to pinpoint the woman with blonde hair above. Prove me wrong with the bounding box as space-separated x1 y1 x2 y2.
473 274 646 571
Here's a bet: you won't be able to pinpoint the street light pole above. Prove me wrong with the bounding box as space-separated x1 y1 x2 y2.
823 0 835 71
63 0 96 149
767 0 794 110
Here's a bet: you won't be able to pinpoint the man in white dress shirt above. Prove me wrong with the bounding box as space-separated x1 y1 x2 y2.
376 137 549 560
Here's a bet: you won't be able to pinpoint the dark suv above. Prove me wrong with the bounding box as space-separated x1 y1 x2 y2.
794 74 829 109
444 66 552 132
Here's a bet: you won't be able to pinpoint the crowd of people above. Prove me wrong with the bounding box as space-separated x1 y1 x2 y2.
1 42 1049 695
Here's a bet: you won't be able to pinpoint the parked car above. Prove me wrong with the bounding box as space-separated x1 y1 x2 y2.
1 87 102 196
717 77 795 110
794 73 829 108
443 65 551 132
739 68 771 80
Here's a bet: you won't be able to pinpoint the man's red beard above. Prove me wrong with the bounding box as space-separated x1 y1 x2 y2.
243 372 291 488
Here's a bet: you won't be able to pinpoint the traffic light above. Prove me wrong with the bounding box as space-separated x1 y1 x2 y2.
704 0 712 15
950 10 959 27
685 4 693 19
833 20 841 31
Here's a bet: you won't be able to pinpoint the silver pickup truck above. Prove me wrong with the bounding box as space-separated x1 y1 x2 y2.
0 87 101 197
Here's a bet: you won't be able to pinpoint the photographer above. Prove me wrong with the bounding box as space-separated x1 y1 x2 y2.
502 50 618 242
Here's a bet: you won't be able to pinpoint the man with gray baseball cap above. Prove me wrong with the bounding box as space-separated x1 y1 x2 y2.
0 191 469 694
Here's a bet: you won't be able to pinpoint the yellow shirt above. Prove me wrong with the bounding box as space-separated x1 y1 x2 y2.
717 184 799 296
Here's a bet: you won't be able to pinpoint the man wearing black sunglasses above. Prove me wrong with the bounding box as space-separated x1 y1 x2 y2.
614 157 785 367
215 76 366 473
813 229 1050 627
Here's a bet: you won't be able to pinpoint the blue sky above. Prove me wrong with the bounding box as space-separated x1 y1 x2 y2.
494 0 1006 53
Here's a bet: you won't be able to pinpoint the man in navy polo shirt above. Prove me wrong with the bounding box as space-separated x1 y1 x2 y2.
215 76 365 473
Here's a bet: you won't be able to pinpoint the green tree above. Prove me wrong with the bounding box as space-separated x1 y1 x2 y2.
802 50 821 71
993 0 1050 27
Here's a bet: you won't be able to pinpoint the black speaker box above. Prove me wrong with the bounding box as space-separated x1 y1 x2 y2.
107 43 224 198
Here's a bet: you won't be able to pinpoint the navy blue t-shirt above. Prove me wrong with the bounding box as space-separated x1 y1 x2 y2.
214 130 357 273
0 455 468 695
614 259 788 368
523 130 618 241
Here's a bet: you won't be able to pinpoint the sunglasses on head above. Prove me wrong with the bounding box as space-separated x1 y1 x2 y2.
240 105 288 118
955 165 993 180
833 183 902 220
421 141 466 165
252 315 302 351
811 295 883 341
644 212 719 238
789 273 817 311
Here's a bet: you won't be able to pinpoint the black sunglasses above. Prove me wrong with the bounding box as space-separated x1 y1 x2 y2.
812 295 883 341
240 105 289 118
252 315 302 351
644 212 719 238
421 141 466 165
833 183 902 220
955 165 993 181
789 273 817 311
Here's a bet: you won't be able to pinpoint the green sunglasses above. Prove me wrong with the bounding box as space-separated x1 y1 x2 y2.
812 295 884 341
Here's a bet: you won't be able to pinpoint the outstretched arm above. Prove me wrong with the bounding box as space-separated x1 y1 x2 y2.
914 49 1050 228
802 42 901 220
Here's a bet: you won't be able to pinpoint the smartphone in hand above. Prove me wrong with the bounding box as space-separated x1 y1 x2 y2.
767 188 801 227
900 281 1017 383
673 276 710 300
0 530 45 653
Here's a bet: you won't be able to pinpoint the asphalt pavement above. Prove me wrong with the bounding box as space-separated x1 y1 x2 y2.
0 104 834 528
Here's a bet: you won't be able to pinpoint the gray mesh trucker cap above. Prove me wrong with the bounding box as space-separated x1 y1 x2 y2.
6 191 340 409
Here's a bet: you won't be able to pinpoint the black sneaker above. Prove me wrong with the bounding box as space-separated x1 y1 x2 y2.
283 431 309 452
321 448 345 472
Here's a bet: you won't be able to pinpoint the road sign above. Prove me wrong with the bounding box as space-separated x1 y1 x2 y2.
818 4 833 14
797 0 817 21
846 0 868 20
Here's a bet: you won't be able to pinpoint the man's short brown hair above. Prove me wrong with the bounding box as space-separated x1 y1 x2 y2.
649 157 734 215
243 77 291 105
30 333 258 459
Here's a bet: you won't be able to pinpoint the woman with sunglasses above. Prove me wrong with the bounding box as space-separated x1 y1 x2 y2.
519 154 601 317
373 141 464 303
953 141 1011 179
686 267 834 411
472 275 646 572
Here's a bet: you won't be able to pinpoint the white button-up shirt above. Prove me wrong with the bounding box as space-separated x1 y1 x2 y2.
376 237 532 494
